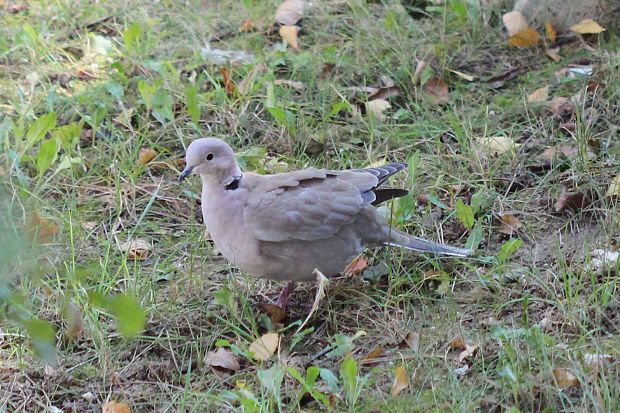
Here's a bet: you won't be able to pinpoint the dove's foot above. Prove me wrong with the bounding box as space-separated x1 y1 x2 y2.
275 281 296 310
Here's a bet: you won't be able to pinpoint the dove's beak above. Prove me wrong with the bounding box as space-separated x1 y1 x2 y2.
179 165 194 182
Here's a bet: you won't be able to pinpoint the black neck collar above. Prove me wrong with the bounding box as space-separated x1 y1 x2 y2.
225 174 242 190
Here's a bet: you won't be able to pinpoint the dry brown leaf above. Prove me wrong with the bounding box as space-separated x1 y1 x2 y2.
362 346 385 364
369 86 401 101
502 11 528 37
238 64 267 95
399 331 421 352
548 97 575 118
450 69 475 82
527 86 550 103
344 255 369 276
541 143 577 163
422 77 449 103
279 25 299 49
499 214 522 235
458 343 479 364
204 347 241 372
25 213 59 244
274 79 305 90
477 136 519 156
555 191 590 212
8 4 30 13
239 18 255 33
571 19 605 34
219 68 237 96
390 364 410 396
606 175 620 198
365 99 391 121
275 0 304 26
412 60 427 84
508 28 540 48
552 368 579 388
249 332 279 361
259 303 286 324
448 336 466 351
102 401 131 413
545 21 557 43
137 148 157 165
118 239 150 261
546 47 561 62
63 301 84 340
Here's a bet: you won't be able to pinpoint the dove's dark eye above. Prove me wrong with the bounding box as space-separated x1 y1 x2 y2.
206 153 214 161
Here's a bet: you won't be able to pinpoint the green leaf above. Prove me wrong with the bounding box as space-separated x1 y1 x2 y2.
107 294 146 337
497 238 523 264
470 188 497 215
340 356 359 406
185 85 200 123
152 89 174 124
52 123 82 152
406 150 421 187
257 364 285 398
455 198 474 229
27 112 56 145
123 22 142 51
106 81 124 100
36 137 61 175
465 224 483 250
138 80 159 110
329 101 352 117
320 368 339 393
24 317 57 364
426 194 448 210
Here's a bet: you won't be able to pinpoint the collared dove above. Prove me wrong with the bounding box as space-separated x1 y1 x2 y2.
180 138 472 306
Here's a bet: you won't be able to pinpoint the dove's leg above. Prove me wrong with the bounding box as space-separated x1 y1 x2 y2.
275 281 296 309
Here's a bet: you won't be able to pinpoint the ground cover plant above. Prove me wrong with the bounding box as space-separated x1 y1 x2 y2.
1 0 619 411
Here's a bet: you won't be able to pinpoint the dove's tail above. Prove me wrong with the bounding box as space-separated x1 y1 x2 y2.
385 228 472 257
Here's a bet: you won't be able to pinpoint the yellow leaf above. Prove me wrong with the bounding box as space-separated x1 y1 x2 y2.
450 69 475 81
571 19 605 34
249 332 279 361
552 368 579 388
508 27 540 47
477 136 519 156
118 238 151 261
498 214 522 235
364 99 391 121
279 25 299 49
545 21 557 43
502 11 528 37
102 401 131 413
527 86 550 103
137 148 157 165
390 364 410 396
606 174 620 198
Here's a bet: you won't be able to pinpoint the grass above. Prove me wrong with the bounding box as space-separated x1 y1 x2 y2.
1 0 620 411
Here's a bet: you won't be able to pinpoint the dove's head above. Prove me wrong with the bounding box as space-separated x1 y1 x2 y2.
179 138 241 185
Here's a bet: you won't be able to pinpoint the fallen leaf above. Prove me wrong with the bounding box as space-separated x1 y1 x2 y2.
399 331 421 352
548 97 575 118
412 60 427 84
369 86 401 101
555 191 590 212
499 214 522 235
540 143 577 163
552 368 579 388
77 68 97 80
546 47 561 62
477 136 519 156
508 27 540 48
606 174 620 198
219 68 237 95
487 67 523 89
545 21 557 43
118 239 150 261
422 77 449 103
279 25 299 49
239 18 255 33
527 86 550 103
362 346 385 364
25 213 60 244
448 336 466 351
344 255 369 276
275 0 305 26
458 343 479 364
390 364 410 396
450 69 475 82
204 347 240 372
502 11 528 36
249 332 279 361
259 303 286 324
365 99 391 121
102 401 131 413
274 79 305 90
63 301 84 340
571 19 605 34
137 148 157 165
